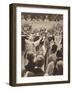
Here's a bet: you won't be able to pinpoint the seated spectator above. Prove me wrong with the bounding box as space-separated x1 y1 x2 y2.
53 49 63 75
33 55 45 76
24 54 45 77
22 52 35 77
25 52 35 72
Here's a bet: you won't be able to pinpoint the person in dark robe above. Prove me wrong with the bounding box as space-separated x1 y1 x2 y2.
33 55 45 76
47 43 57 75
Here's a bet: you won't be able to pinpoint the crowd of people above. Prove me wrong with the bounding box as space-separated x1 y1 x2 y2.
21 14 63 77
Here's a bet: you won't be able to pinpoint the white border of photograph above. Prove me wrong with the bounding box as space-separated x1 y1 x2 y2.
16 6 68 84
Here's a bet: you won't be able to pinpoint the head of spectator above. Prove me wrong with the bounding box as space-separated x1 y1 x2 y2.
27 52 35 63
35 55 44 68
51 44 57 53
56 49 63 59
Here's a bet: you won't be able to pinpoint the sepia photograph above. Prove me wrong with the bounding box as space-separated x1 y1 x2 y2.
21 13 63 77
